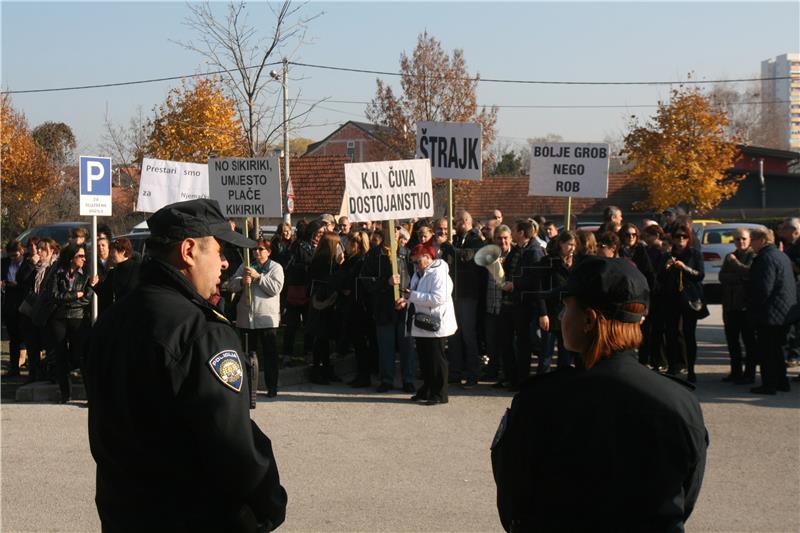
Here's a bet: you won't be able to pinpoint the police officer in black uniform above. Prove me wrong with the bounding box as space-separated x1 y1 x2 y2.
491 257 708 532
85 199 287 533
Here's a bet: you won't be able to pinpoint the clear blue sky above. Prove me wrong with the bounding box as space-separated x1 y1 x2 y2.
2 1 798 156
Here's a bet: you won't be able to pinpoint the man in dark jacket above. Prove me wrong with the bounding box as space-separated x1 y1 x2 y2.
747 228 798 394
448 210 486 387
495 220 545 389
719 227 757 383
84 199 287 532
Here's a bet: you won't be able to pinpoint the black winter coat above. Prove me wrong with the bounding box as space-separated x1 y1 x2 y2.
503 240 545 307
491 351 708 532
452 231 486 301
620 242 655 290
47 266 95 320
535 253 572 331
747 244 798 326
85 258 287 533
658 246 704 308
362 246 410 326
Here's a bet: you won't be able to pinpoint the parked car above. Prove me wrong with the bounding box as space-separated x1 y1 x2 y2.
129 221 150 234
557 221 603 233
115 231 150 257
15 221 91 247
699 222 766 285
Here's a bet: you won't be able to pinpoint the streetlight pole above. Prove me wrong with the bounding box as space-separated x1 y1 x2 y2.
272 59 291 225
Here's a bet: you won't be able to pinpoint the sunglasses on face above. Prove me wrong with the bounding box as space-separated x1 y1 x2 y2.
734 237 748 241
436 229 448 234
674 235 689 240
626 232 638 237
255 247 267 251
75 254 86 259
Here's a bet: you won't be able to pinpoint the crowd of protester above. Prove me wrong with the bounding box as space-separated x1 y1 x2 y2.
3 208 799 401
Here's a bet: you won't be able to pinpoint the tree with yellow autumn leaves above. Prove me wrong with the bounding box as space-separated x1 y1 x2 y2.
1 95 59 234
146 77 247 163
623 85 741 213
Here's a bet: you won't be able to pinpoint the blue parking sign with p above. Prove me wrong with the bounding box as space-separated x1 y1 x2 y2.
80 156 111 195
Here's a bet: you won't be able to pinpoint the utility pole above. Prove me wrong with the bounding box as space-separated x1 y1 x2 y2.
272 59 291 225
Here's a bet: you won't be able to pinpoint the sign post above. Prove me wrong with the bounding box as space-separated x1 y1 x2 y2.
79 156 112 324
528 142 610 229
345 158 434 300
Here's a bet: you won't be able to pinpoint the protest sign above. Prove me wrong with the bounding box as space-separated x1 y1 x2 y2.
528 142 609 198
345 159 433 222
208 156 282 218
416 121 482 180
138 157 209 212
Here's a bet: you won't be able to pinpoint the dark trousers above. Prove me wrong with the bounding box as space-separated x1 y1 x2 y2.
245 328 279 393
723 309 757 378
2 305 24 373
448 297 480 381
756 325 789 389
48 316 88 401
484 313 503 380
664 305 698 375
498 305 534 386
283 305 312 356
348 311 371 381
416 337 448 401
646 301 668 369
21 315 44 381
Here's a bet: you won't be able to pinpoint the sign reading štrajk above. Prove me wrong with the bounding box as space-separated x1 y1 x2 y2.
416 121 482 180
528 142 609 198
208 156 282 218
138 157 209 213
345 159 434 222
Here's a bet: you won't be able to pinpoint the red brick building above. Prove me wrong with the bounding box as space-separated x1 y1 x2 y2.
456 174 646 223
303 121 400 162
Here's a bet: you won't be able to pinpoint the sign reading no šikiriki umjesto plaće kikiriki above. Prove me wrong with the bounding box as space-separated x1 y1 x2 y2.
208 156 282 218
345 159 434 222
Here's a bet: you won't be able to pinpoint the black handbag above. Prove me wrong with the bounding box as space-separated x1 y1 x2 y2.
413 311 441 332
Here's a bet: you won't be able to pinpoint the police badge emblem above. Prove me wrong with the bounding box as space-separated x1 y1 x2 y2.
208 350 244 392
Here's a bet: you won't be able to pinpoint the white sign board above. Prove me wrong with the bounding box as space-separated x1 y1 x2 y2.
416 121 482 180
79 156 112 216
208 156 282 218
345 159 434 222
528 142 609 198
138 157 209 213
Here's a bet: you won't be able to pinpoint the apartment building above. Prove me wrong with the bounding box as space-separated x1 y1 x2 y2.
761 52 800 151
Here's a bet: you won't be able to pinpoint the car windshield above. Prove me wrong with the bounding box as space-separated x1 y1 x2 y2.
702 228 737 245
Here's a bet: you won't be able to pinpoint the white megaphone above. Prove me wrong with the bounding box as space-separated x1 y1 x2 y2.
474 244 505 285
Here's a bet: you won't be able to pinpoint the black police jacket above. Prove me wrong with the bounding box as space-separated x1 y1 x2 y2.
491 351 708 532
85 258 287 533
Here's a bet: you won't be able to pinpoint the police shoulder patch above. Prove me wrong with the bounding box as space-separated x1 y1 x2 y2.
208 349 244 392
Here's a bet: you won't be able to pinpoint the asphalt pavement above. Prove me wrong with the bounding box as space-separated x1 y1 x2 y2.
2 304 799 532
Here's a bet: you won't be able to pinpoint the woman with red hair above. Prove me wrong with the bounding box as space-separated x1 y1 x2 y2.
395 243 457 405
492 257 708 531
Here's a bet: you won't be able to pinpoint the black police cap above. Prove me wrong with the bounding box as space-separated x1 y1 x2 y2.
147 199 257 249
558 257 649 323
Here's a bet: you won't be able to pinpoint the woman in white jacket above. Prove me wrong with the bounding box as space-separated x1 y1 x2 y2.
230 239 285 397
395 243 457 405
